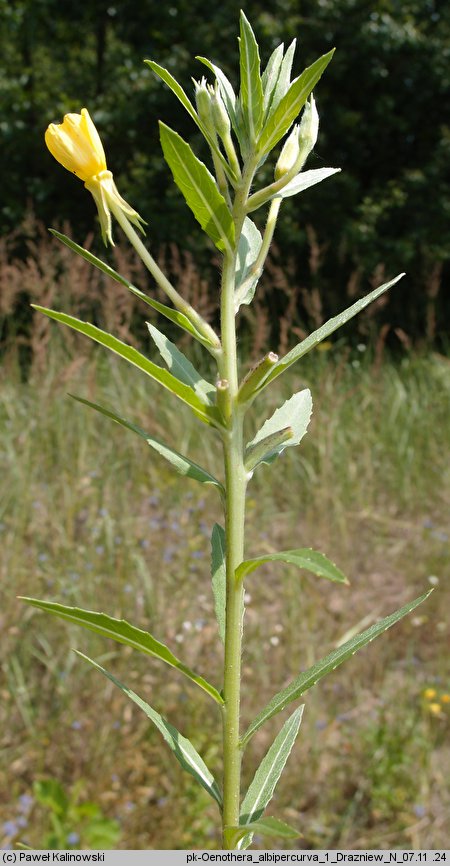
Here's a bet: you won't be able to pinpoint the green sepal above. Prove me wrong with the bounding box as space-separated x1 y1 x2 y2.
241 590 433 746
159 122 235 253
32 305 222 428
236 549 349 585
75 651 222 807
19 597 224 705
68 394 224 494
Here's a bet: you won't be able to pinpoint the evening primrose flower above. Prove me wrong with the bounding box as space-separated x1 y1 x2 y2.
45 108 144 245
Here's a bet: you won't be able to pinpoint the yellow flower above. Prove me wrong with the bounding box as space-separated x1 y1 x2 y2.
45 108 144 245
423 688 437 700
441 693 450 704
428 702 441 715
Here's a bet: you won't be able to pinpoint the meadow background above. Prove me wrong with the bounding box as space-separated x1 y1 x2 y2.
1 0 449 851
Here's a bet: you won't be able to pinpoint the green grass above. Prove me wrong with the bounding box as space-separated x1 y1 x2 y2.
1 345 449 849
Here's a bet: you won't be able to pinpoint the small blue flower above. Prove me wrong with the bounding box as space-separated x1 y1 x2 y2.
2 821 18 837
18 794 33 812
67 832 80 845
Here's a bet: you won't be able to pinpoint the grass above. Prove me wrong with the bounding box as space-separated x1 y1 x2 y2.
1 341 449 850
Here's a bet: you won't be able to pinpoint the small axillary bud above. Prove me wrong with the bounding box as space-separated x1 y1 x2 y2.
274 124 300 180
211 82 231 139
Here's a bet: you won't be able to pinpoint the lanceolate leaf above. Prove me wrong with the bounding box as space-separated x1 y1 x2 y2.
49 230 217 351
236 549 349 585
261 43 285 118
69 395 224 493
224 817 300 848
159 123 235 253
267 40 297 119
20 598 224 705
147 323 216 404
75 652 222 807
145 60 236 183
32 306 221 428
273 167 341 200
211 524 226 643
50 229 137 290
245 389 312 469
127 288 218 350
258 49 335 155
241 590 433 746
239 11 264 141
240 706 304 825
235 217 263 309
255 275 405 395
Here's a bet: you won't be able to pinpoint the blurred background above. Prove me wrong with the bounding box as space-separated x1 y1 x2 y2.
1 0 449 851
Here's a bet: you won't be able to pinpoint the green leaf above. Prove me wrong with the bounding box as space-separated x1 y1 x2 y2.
257 275 405 394
267 40 297 118
258 49 335 155
211 524 226 644
273 167 341 199
49 229 137 289
236 549 349 585
245 427 293 472
75 651 222 807
32 305 221 428
235 217 263 309
245 389 312 469
159 122 235 253
147 323 215 405
224 816 300 848
262 43 285 118
127 288 218 350
145 60 236 183
19 597 224 705
49 230 216 350
241 590 433 746
240 706 304 825
69 395 224 493
33 780 68 817
239 11 264 141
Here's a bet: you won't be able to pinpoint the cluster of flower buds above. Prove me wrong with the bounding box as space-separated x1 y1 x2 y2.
194 78 231 141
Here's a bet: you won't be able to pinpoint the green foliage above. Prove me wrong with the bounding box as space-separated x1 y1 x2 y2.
76 652 223 807
240 706 304 825
19 10 437 851
33 779 120 849
21 597 224 704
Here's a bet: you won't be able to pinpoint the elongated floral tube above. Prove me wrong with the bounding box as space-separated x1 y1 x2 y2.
45 108 144 245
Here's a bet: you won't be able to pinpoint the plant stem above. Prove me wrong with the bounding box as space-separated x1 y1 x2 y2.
220 159 259 846
110 203 221 354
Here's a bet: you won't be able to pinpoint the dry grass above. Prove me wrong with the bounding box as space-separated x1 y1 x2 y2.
1 328 449 849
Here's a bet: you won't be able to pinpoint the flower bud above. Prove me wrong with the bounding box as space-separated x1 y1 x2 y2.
211 83 231 139
194 77 214 127
297 94 319 163
45 108 144 246
274 125 300 180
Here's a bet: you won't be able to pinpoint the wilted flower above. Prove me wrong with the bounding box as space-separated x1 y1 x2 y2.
45 108 144 245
